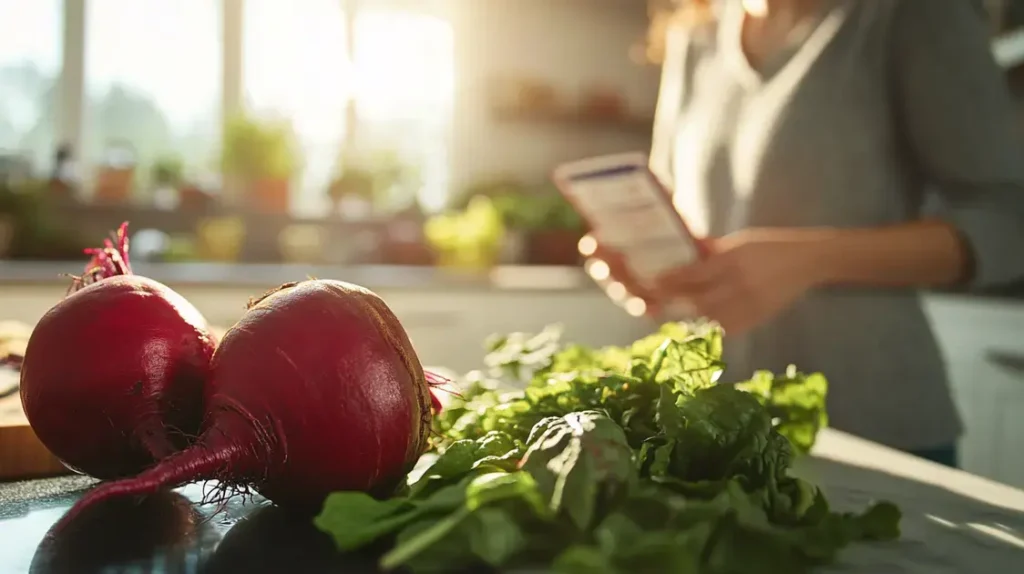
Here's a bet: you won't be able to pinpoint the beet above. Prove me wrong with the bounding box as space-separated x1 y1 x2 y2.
59 279 437 525
19 223 217 478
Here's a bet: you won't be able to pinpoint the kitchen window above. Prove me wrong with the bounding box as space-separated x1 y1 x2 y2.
0 0 454 215
0 0 62 175
84 0 222 188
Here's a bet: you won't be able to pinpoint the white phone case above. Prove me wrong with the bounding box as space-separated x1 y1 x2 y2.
551 152 701 288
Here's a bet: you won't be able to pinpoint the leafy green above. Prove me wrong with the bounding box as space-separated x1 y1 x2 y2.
315 322 900 573
519 410 635 530
735 366 829 454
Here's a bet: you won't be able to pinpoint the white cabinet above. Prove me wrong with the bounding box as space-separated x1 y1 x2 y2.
985 349 1024 486
378 289 652 374
0 283 653 378
924 294 1024 489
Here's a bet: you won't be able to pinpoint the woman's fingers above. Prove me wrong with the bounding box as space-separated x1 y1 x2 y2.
653 255 731 296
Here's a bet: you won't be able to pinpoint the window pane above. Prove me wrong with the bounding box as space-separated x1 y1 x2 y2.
244 0 350 217
0 0 62 175
84 0 222 188
354 10 454 212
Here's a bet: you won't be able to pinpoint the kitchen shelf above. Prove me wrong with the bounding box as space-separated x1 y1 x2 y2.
491 106 654 133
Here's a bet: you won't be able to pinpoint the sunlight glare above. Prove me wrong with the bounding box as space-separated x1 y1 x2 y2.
605 281 628 302
585 259 611 282
625 297 647 317
577 234 597 257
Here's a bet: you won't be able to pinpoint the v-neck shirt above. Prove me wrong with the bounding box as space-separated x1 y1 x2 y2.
650 0 1024 450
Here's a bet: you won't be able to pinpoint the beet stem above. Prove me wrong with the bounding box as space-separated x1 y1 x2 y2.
70 221 133 293
55 440 247 531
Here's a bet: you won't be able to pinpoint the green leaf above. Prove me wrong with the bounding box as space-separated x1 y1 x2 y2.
380 507 473 571
519 411 635 530
410 431 520 496
552 546 617 574
465 471 548 517
313 493 408 551
735 367 829 454
468 507 528 566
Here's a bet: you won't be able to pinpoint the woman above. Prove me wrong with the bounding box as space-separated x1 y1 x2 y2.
588 0 1024 468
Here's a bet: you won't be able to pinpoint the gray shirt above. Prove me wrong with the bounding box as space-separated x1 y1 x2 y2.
650 0 1024 450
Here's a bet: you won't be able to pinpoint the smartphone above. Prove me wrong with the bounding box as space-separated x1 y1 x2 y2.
551 152 703 290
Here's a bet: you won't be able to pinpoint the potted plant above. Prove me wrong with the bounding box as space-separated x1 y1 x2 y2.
369 149 422 214
0 179 83 260
151 155 184 210
93 140 137 204
380 199 435 266
152 155 184 188
490 183 585 266
452 177 531 264
221 114 300 213
328 149 422 217
424 195 506 271
522 186 586 266
0 182 18 258
327 165 376 219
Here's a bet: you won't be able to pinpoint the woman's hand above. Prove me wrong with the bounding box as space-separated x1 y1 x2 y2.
651 228 828 335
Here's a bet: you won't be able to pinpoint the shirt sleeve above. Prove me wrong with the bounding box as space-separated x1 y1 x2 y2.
892 0 1024 288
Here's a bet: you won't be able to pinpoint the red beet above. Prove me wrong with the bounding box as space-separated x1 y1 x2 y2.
20 223 217 479
59 279 437 524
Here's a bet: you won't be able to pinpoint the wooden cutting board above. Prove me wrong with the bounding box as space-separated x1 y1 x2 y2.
0 384 69 481
0 321 70 481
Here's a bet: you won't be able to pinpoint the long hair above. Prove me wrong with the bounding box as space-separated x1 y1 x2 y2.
644 0 714 63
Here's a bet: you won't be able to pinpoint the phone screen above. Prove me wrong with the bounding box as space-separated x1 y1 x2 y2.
559 164 699 287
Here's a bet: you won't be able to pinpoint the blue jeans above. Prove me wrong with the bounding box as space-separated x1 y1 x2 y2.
907 444 959 469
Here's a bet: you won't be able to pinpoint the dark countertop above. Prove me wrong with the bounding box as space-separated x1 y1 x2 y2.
0 262 596 293
2 431 1023 574
0 476 396 574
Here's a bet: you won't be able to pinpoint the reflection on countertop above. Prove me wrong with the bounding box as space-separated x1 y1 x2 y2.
0 476 394 574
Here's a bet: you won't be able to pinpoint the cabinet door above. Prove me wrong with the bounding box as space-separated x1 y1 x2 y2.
948 358 1001 479
475 292 655 358
924 295 1024 486
985 349 1024 490
380 291 485 374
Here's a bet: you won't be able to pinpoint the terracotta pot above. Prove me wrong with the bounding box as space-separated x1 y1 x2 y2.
380 241 436 266
525 229 584 266
93 167 134 203
379 217 435 266
179 186 215 211
251 178 290 213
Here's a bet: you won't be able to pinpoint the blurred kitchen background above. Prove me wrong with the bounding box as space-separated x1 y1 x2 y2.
2 0 1024 487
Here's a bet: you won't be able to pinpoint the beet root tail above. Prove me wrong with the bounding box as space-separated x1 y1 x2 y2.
55 441 245 531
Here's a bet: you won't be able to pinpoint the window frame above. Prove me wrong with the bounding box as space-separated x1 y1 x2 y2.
56 0 452 210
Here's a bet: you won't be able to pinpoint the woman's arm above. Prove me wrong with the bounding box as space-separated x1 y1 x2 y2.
803 221 970 288
871 0 1024 289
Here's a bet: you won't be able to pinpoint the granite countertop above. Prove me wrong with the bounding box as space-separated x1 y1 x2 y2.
0 261 598 292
